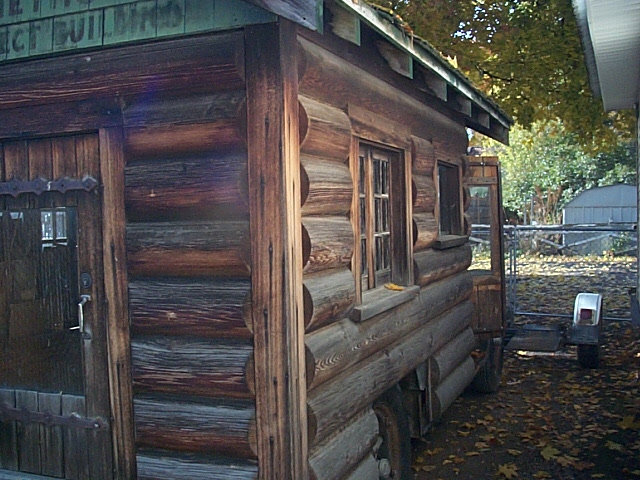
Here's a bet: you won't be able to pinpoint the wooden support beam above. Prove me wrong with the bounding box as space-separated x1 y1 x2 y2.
245 20 308 480
327 2 361 46
376 40 414 79
99 128 136 479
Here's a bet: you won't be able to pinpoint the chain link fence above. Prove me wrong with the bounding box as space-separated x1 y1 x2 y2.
471 224 638 324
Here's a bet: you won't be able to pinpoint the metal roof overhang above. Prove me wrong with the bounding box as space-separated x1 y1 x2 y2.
573 0 640 111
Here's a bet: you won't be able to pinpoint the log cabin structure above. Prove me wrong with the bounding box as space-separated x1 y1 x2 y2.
0 0 512 479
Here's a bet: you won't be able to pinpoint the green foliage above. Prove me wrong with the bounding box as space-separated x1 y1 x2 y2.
484 120 636 223
387 0 635 151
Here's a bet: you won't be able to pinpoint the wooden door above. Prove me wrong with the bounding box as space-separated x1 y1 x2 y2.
0 134 114 479
467 158 506 335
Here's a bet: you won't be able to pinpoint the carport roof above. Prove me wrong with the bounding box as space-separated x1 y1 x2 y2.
573 0 640 111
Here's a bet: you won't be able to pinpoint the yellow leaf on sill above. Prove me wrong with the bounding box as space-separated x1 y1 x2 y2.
384 283 405 291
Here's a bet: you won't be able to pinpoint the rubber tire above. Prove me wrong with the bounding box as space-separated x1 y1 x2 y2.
471 338 504 394
578 344 600 369
373 386 412 479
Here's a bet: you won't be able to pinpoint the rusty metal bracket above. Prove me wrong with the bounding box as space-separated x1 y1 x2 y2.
0 401 107 431
0 176 99 197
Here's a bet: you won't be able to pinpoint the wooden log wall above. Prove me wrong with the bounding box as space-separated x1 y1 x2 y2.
298 94 355 339
297 29 477 474
123 32 257 479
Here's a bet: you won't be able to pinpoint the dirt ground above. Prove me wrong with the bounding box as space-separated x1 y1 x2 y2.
412 256 640 479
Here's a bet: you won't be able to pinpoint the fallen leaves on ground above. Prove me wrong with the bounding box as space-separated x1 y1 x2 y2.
413 255 640 479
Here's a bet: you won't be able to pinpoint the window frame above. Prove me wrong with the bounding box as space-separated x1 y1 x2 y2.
436 160 464 238
353 140 412 303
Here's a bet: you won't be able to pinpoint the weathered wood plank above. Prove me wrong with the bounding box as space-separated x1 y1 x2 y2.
413 211 439 251
306 282 473 391
0 99 122 139
16 390 40 474
100 127 136 479
62 395 89 480
38 392 63 477
412 173 436 214
303 268 356 332
431 356 476 420
307 303 470 445
430 327 476 385
245 20 308 480
309 408 378 480
126 122 244 160
134 397 256 459
74 132 114 480
411 135 436 176
413 245 472 287
0 388 18 470
137 451 258 480
131 337 253 399
343 453 379 480
126 220 251 277
302 216 353 274
125 152 249 220
299 95 351 162
129 278 252 339
0 33 244 109
300 157 352 216
348 104 411 149
123 91 246 128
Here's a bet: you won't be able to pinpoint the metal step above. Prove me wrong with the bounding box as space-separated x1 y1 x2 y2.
505 324 565 352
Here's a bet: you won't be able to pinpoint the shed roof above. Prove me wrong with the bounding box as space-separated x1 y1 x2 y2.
563 184 637 208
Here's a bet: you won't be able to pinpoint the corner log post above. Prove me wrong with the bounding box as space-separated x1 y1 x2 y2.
245 21 308 480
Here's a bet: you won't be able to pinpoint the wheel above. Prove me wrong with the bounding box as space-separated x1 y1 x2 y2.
471 337 504 393
578 344 600 368
373 386 412 479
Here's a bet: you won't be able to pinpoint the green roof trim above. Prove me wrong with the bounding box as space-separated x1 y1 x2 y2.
0 0 275 62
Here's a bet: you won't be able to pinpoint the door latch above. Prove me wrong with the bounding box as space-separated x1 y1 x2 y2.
71 295 91 339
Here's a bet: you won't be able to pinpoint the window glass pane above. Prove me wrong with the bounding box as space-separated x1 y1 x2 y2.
373 158 381 194
55 209 67 240
439 163 461 235
381 160 388 194
361 238 368 275
41 211 54 241
382 198 389 231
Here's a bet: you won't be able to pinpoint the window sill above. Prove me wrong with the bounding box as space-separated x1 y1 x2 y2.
433 235 468 250
351 285 420 323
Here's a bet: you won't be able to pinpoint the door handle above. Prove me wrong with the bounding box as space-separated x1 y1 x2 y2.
71 295 91 338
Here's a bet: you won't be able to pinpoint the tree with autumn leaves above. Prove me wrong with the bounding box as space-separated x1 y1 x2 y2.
385 0 636 222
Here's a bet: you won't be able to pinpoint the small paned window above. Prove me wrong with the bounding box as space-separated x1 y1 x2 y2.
358 143 407 292
438 162 462 235
41 208 68 247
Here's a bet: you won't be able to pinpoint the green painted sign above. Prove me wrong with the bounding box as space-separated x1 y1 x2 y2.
0 0 274 61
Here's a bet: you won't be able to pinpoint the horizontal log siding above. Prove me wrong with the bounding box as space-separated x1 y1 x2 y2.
129 278 252 339
134 396 256 458
123 33 255 476
137 451 257 480
298 33 473 474
309 408 378 480
307 296 472 445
